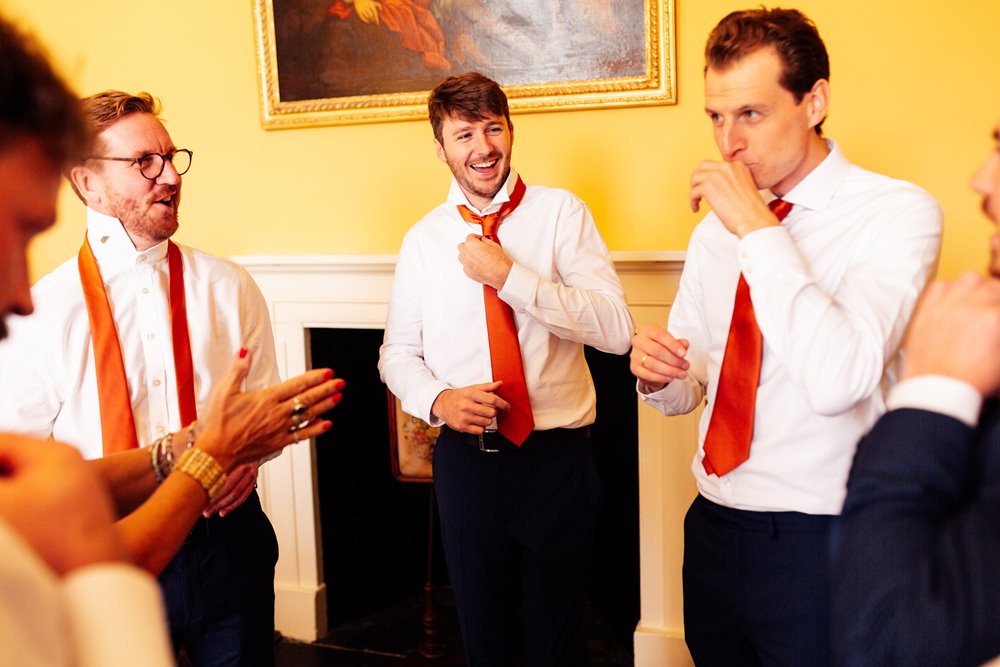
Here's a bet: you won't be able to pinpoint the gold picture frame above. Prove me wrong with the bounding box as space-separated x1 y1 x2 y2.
252 0 676 129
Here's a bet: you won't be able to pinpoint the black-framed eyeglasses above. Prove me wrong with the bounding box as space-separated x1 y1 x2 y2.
90 149 193 180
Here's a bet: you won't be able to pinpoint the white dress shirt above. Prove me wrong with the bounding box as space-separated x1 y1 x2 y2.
0 209 280 456
640 141 942 514
0 518 174 667
380 169 634 430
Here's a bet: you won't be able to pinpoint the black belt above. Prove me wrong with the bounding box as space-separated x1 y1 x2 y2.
441 425 590 453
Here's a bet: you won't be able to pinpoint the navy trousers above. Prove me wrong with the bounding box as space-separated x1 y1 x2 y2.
682 494 834 667
159 490 279 667
433 427 603 667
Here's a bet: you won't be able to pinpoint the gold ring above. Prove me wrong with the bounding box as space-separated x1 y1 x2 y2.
641 354 648 367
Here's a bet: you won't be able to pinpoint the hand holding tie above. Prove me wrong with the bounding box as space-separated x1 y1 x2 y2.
458 234 512 289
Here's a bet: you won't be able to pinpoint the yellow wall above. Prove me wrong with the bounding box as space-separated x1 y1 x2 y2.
8 0 1000 281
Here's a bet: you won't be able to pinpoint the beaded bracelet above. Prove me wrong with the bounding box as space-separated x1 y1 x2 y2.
173 448 227 500
148 432 174 483
182 420 200 451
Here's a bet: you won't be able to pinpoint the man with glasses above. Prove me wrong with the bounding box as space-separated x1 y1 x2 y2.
0 91 282 667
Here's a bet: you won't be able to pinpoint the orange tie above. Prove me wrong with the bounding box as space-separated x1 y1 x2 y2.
702 198 793 476
457 176 535 445
78 238 197 454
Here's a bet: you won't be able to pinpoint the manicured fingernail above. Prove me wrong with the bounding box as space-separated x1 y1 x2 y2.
324 369 334 380
239 347 249 359
322 420 332 431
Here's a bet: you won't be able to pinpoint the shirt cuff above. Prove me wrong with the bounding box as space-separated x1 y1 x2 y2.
498 261 537 312
886 375 982 427
417 382 453 427
63 563 174 667
636 377 664 397
736 225 797 270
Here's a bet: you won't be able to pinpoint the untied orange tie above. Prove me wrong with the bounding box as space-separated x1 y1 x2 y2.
701 198 793 476
78 237 198 454
456 176 535 446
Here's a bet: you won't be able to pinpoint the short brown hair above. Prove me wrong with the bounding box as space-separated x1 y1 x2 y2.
0 16 90 168
428 72 510 144
80 90 161 151
705 7 830 134
68 91 161 201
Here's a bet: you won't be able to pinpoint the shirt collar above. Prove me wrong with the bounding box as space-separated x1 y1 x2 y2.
445 167 519 216
773 139 849 213
86 207 170 269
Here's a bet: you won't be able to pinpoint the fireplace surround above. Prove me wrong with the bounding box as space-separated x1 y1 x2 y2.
234 252 698 666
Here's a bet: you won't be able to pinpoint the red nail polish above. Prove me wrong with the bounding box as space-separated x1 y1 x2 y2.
324 369 334 380
239 347 249 359
322 420 332 431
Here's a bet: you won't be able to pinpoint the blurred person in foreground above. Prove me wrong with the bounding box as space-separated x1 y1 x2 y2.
832 120 1000 667
0 14 344 667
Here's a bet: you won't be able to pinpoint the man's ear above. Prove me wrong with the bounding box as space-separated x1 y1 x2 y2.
805 79 830 131
69 164 101 207
434 139 447 163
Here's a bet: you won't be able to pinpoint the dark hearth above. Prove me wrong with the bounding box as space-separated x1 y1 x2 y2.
309 328 638 664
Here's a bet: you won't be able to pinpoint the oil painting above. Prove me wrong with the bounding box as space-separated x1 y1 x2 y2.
253 0 675 127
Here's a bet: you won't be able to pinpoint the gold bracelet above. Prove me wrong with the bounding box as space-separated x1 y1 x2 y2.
173 448 227 500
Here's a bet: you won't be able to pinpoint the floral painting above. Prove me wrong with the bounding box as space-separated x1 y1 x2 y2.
387 390 438 481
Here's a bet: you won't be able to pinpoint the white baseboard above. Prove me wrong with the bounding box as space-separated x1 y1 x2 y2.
634 625 694 667
274 581 327 641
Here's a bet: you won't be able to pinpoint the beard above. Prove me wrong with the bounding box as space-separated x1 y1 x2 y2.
443 148 510 208
455 172 504 203
105 183 180 245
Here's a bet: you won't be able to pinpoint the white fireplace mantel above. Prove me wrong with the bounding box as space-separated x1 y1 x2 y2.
233 252 698 667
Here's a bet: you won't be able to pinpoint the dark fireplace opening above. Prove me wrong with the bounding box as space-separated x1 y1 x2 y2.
310 327 639 654
584 345 641 644
311 327 443 630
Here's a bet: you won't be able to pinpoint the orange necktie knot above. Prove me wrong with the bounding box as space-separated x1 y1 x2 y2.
769 198 793 220
480 212 501 239
458 207 502 239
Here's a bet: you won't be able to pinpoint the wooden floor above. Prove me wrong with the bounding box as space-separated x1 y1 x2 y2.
275 588 633 666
